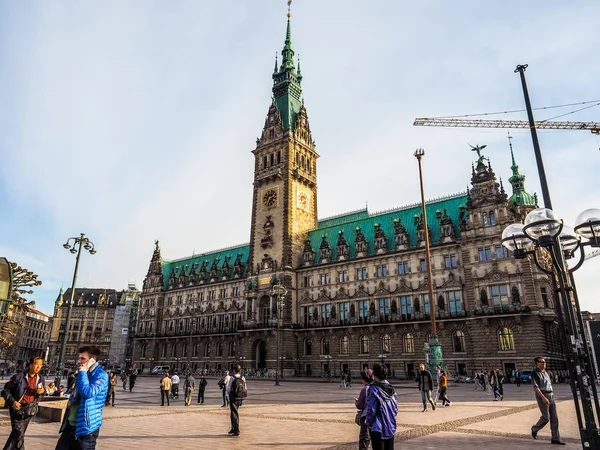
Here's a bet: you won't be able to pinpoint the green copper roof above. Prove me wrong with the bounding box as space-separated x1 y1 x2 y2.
161 243 249 289
306 193 468 262
272 16 302 130
318 209 370 229
507 144 537 208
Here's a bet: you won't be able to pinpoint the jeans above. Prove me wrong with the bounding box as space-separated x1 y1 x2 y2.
3 410 33 450
171 384 179 398
532 393 560 441
222 389 229 406
439 386 451 405
197 389 205 404
229 401 240 432
105 389 115 406
185 387 194 406
161 389 170 406
55 424 99 450
420 390 435 409
369 430 394 450
358 423 371 450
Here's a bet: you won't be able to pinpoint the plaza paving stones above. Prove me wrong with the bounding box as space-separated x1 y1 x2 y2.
0 377 585 449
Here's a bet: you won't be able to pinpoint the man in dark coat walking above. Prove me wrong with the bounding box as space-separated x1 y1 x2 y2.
416 363 436 412
197 375 207 404
1 357 46 450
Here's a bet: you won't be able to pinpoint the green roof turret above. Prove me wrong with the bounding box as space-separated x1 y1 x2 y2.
271 8 303 130
507 133 537 209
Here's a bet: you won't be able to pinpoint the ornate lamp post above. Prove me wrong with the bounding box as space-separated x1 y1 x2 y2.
414 149 444 372
55 233 96 385
271 279 287 386
502 208 600 449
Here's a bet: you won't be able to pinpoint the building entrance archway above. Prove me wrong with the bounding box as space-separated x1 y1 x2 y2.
253 340 267 370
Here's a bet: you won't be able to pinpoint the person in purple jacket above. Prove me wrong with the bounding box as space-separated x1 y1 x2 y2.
363 364 398 450
354 369 374 450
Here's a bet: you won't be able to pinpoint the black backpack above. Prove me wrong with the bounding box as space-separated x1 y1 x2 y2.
230 376 247 401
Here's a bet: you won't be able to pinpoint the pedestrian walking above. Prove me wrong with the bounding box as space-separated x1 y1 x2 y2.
120 372 128 391
184 372 195 406
416 363 436 412
160 374 172 406
105 373 117 407
346 371 352 389
363 364 398 450
1 357 46 450
531 356 565 445
490 369 503 401
197 375 207 404
438 370 452 407
55 346 109 450
498 370 505 396
128 371 137 392
219 371 231 407
226 364 247 438
515 369 522 387
354 369 373 450
170 373 180 399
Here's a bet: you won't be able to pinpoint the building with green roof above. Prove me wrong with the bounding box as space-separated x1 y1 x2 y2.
134 9 566 380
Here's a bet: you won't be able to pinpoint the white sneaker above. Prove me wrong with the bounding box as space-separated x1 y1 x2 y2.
440 404 446 408
448 402 453 406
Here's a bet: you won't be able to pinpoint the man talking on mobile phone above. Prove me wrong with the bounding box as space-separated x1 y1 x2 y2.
55 346 109 450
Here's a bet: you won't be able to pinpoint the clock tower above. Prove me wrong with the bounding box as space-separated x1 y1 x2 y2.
249 13 318 274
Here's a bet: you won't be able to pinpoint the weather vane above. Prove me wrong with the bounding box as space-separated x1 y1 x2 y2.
468 143 487 165
287 0 292 17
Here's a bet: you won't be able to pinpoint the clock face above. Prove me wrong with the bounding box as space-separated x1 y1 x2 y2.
262 188 278 209
297 190 310 212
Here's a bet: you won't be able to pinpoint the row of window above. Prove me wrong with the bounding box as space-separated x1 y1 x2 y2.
166 287 241 306
262 150 281 169
302 292 464 322
478 245 509 262
143 341 236 359
303 327 515 356
305 256 459 287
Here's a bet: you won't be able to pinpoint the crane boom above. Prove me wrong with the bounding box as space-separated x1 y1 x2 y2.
585 249 600 261
413 118 600 134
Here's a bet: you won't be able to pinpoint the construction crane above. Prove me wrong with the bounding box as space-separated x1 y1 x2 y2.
413 118 600 134
585 249 600 261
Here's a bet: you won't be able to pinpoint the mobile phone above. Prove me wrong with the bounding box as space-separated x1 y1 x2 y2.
88 358 96 367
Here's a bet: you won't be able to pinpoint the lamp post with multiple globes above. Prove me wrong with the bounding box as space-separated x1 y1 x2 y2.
501 208 600 448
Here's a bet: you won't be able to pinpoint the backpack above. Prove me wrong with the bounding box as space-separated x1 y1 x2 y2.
230 376 247 401
218 378 225 389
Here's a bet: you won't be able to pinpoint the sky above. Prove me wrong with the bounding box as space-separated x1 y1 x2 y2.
1 0 599 316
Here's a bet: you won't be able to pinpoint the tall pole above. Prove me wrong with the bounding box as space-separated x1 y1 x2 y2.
55 235 84 385
414 149 436 335
514 64 552 209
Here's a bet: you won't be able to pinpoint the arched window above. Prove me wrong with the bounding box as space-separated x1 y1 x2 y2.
360 335 369 354
193 342 199 357
482 212 489 227
381 334 391 354
403 333 414 353
453 331 466 353
204 342 211 357
172 343 178 358
437 295 445 311
340 336 349 355
217 341 224 357
304 338 312 356
228 341 236 357
489 211 497 226
182 343 188 357
141 344 147 358
498 327 515 350
322 337 330 355
162 345 167 358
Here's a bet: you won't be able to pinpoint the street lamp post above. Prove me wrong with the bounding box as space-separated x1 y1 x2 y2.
55 233 96 386
240 356 247 375
414 149 443 373
502 208 600 448
271 279 287 386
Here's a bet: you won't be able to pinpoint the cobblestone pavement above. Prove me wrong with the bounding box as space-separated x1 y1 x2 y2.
0 377 582 449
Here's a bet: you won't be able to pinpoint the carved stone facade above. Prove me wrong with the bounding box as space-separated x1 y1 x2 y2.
132 14 565 379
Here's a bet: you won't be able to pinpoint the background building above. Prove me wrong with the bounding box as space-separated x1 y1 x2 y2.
48 288 121 370
108 284 141 370
15 307 50 366
133 14 566 379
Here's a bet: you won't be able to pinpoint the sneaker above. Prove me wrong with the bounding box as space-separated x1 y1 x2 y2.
231 431 240 438
440 404 445 408
422 408 428 412
448 402 453 407
432 404 436 411
227 430 235 435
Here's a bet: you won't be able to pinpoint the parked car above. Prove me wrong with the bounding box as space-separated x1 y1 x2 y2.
519 370 532 383
150 365 171 375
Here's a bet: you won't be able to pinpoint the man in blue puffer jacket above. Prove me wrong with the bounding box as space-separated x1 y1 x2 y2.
363 364 398 450
56 346 109 450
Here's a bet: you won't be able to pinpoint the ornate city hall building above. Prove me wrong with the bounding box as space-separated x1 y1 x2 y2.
133 14 566 379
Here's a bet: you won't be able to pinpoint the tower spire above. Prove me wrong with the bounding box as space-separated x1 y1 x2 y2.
507 133 537 209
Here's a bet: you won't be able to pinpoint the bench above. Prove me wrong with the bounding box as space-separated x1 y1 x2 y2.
37 399 68 422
